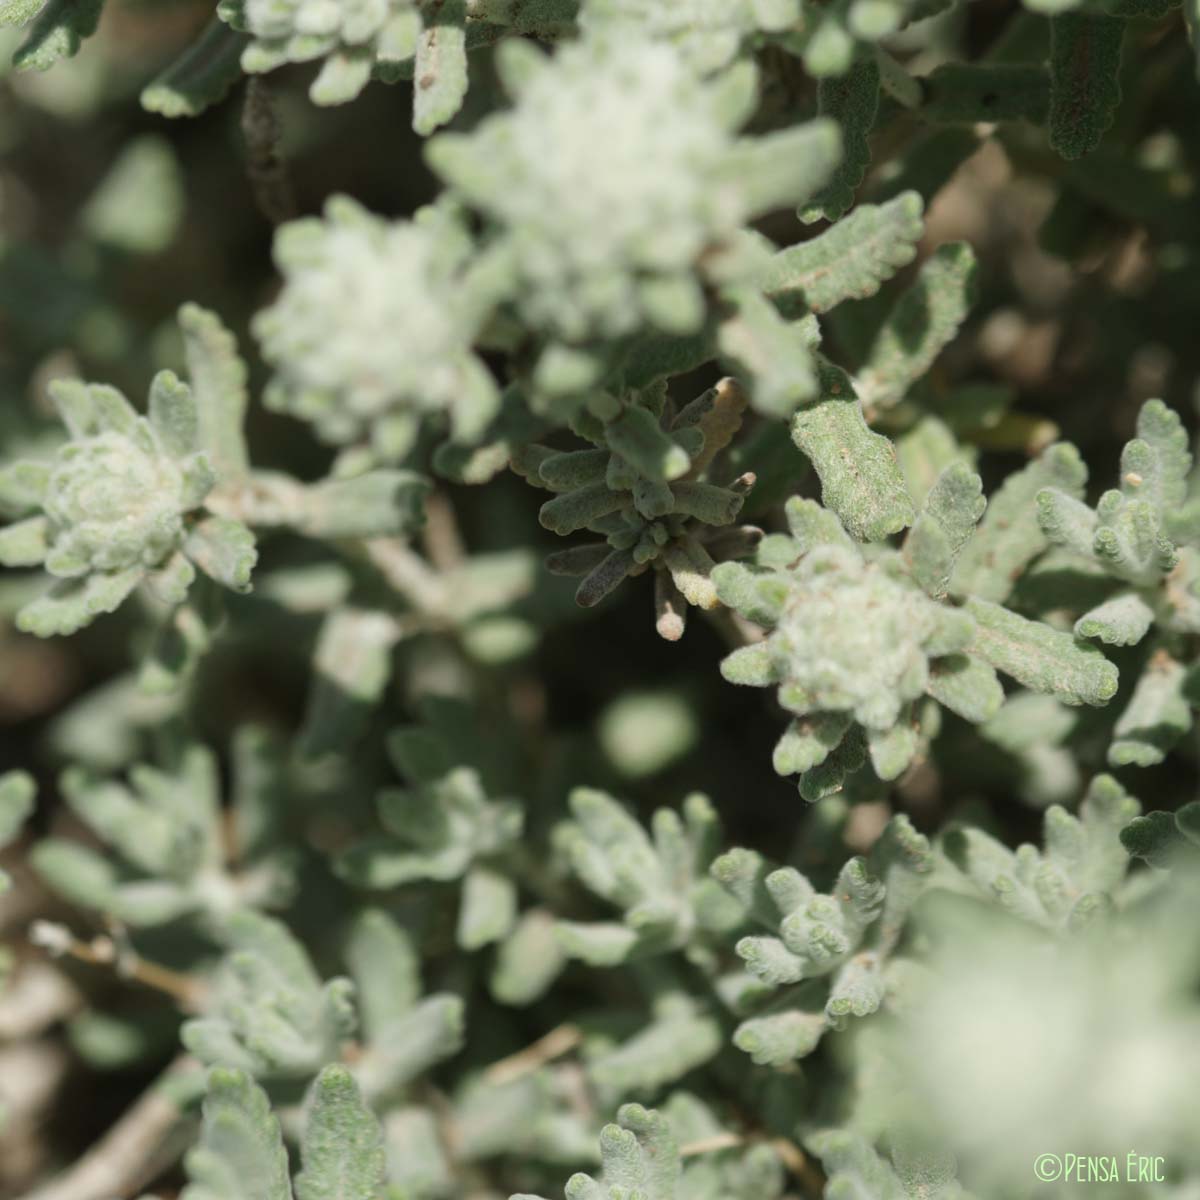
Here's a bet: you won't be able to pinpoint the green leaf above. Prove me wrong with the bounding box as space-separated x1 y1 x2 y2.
300 608 400 758
0 0 46 26
904 462 986 598
142 19 247 117
31 838 117 909
1109 654 1192 768
855 242 977 410
179 303 250 478
717 291 818 418
800 58 880 224
12 0 102 70
761 192 925 315
1121 398 1191 515
310 48 374 105
965 597 1119 706
148 370 198 459
952 442 1088 602
490 908 568 1006
922 62 1050 125
184 516 257 593
605 406 690 483
790 359 915 541
182 1068 291 1200
412 0 468 135
926 653 1004 723
0 770 35 848
457 863 518 949
734 1008 826 1065
0 515 49 566
298 472 430 539
1048 12 1125 160
1074 591 1154 646
17 568 143 637
294 1065 386 1200
344 908 420 1040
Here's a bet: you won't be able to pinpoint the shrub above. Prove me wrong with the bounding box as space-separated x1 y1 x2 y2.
1 1 1199 1197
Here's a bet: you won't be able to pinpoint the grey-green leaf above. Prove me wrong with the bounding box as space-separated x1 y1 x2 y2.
791 359 914 541
294 1065 386 1200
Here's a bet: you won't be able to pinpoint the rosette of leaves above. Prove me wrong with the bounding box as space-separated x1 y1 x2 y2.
255 197 501 462
335 723 524 952
427 34 843 409
0 368 257 638
553 787 742 967
515 379 762 639
710 814 931 1066
937 773 1141 931
1035 399 1200 768
30 730 296 927
182 911 358 1079
578 0 801 72
716 470 1119 799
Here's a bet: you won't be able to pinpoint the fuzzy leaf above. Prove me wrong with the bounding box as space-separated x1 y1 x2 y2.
1048 12 1125 160
294 1065 386 1200
182 1068 291 1200
905 462 986 598
718 292 817 418
1109 654 1192 768
800 59 880 224
179 303 250 477
12 0 102 70
184 516 257 593
142 19 247 117
952 443 1088 602
790 360 915 541
965 597 1118 706
17 568 143 637
299 472 429 538
0 770 35 851
856 242 977 410
762 191 924 315
1074 591 1154 646
412 1 468 135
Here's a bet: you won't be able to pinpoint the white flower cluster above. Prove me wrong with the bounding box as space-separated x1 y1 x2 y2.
767 545 968 733
429 38 766 347
255 198 499 457
580 0 800 72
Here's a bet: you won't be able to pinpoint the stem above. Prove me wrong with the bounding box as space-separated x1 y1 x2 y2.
362 537 449 616
482 1023 582 1085
29 921 207 1010
875 47 924 110
20 1056 198 1200
241 77 296 226
422 491 467 571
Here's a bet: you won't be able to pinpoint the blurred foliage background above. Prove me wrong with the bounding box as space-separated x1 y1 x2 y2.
3 0 1200 1194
